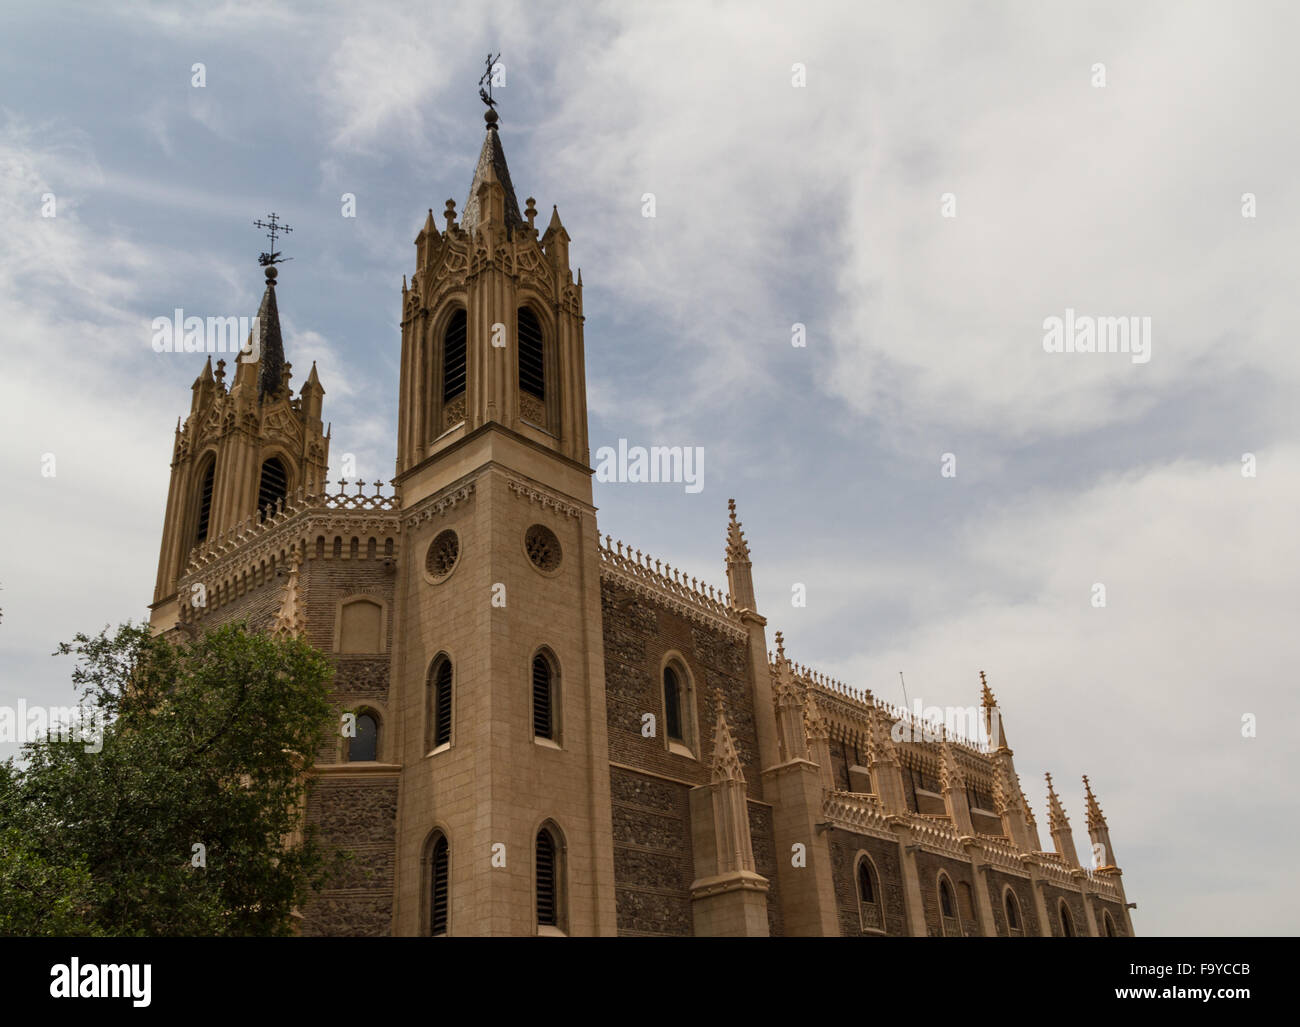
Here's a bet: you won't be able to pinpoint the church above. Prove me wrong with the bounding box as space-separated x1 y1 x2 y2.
146 106 1135 937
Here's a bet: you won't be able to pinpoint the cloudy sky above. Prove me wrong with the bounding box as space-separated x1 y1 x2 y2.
1 0 1296 935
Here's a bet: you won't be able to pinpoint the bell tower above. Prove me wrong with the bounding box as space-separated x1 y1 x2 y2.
391 107 617 935
150 263 330 633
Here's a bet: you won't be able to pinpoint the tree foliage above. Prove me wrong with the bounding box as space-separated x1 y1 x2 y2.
0 622 347 936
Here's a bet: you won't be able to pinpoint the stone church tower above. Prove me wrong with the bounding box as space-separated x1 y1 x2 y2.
390 106 617 935
147 106 1136 938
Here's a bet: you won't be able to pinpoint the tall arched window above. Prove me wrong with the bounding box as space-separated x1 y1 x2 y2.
939 876 960 936
257 456 288 520
1004 889 1023 936
428 833 449 937
1103 910 1118 937
1059 900 1075 937
427 655 453 751
518 306 545 401
664 666 683 742
349 711 378 762
856 855 882 932
442 310 467 404
535 824 564 932
194 457 216 543
532 650 557 741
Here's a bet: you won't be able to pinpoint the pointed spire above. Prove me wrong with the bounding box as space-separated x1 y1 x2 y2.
254 266 285 404
711 690 745 783
418 206 438 241
980 670 1009 752
725 498 751 563
1083 774 1108 830
271 548 306 638
1045 772 1069 832
192 355 214 390
460 112 524 234
545 204 565 236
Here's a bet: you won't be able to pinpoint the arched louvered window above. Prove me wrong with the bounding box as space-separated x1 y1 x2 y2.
194 458 215 543
1005 889 1023 936
663 666 683 743
427 656 453 750
536 826 562 929
429 834 449 936
442 310 467 403
533 651 556 741
349 711 378 762
518 306 545 401
1060 901 1075 937
257 456 288 521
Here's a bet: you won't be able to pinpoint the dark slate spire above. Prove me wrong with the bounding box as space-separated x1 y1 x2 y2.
460 109 524 235
256 266 285 403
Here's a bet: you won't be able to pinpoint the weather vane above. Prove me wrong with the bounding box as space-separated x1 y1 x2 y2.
253 212 293 267
478 52 501 110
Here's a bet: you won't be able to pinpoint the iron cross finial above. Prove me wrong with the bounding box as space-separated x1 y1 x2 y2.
254 212 293 267
478 52 501 110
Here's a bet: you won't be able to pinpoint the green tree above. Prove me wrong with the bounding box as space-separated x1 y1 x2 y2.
0 622 347 936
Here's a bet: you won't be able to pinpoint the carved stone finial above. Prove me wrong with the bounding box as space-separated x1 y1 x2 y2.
725 497 751 564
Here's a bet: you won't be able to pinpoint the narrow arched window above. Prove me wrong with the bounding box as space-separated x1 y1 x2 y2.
664 666 683 743
427 656 453 750
350 712 378 761
1060 901 1075 937
443 310 467 403
1103 910 1117 937
518 306 544 401
532 651 556 740
1005 890 1022 936
257 456 288 520
856 856 882 931
857 861 875 903
939 877 961 936
429 834 449 936
195 458 215 543
536 827 562 929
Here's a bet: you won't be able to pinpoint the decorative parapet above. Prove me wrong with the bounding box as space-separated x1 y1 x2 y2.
597 534 746 641
765 656 990 757
178 485 401 622
979 835 1032 878
822 790 896 840
905 814 968 858
186 484 399 573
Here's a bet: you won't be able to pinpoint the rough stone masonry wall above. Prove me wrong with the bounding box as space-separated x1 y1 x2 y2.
914 850 984 937
609 767 694 936
1091 895 1129 937
826 837 909 941
601 576 783 935
986 869 1041 937
830 830 909 937
1042 882 1090 937
299 778 399 936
